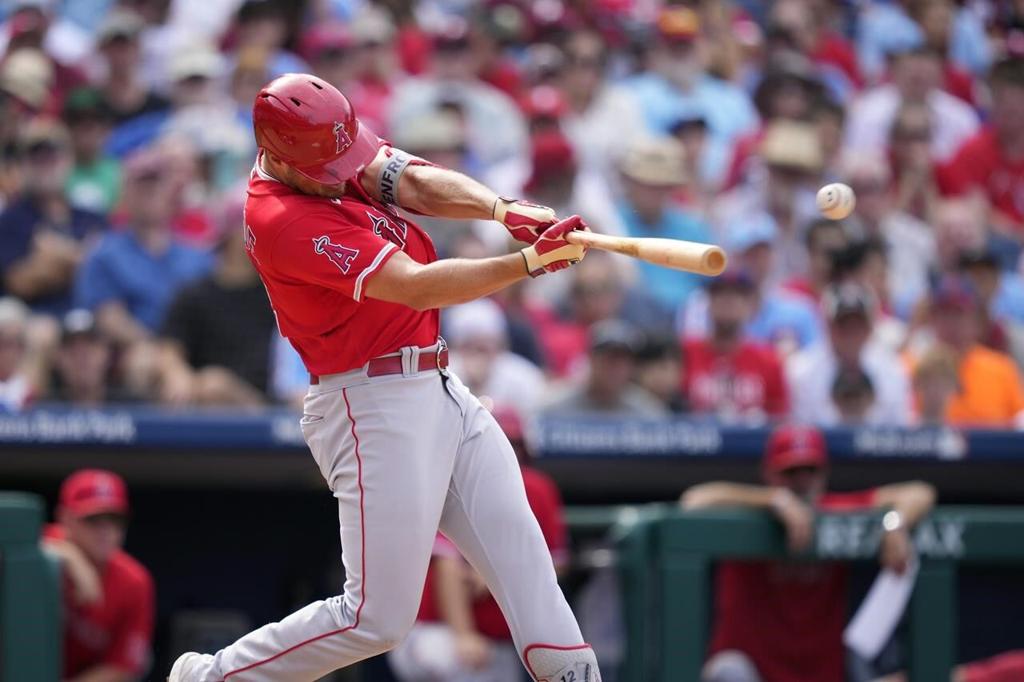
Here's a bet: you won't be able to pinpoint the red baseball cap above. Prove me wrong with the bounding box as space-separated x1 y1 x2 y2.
524 131 576 193
59 469 129 518
763 425 827 474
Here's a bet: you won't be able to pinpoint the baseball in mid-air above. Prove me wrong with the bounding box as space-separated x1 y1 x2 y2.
816 183 856 220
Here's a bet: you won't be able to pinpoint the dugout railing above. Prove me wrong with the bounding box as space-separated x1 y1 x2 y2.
586 505 1024 682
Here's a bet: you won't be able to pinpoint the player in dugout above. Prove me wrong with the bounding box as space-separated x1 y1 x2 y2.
41 469 155 682
680 424 936 682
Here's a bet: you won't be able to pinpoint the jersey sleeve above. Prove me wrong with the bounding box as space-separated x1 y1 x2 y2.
269 212 399 302
105 568 155 674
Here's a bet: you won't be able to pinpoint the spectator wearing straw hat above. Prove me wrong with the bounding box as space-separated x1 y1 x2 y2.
616 136 712 312
712 121 825 282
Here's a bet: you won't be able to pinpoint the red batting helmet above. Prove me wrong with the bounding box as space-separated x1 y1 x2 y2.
252 73 379 184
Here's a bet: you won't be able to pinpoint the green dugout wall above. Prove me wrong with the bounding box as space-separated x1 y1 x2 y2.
0 493 61 682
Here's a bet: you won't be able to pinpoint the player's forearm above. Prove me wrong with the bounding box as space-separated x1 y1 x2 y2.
366 253 527 310
95 303 150 345
434 558 478 636
680 482 779 510
397 165 498 220
874 481 936 527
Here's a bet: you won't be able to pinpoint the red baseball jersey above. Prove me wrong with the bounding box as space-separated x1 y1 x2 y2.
708 490 877 682
939 128 1024 229
244 154 439 375
43 525 154 678
416 466 568 639
682 339 789 420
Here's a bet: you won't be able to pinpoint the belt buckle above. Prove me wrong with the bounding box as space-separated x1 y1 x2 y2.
436 336 449 376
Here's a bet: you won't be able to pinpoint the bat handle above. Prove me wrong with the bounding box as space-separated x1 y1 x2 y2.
565 230 611 248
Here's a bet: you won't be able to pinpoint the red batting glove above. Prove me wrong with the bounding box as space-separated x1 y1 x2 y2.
493 197 557 244
521 215 589 277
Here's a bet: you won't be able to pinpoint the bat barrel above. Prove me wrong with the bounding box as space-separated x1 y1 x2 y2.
702 247 727 276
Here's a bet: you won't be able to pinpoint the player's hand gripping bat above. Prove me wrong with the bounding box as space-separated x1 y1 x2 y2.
565 231 727 276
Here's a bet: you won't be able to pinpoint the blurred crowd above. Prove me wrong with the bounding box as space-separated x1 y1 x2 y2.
2 0 1024 428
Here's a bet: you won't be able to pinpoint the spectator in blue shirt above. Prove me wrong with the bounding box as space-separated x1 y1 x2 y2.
75 146 213 346
0 119 107 316
616 136 712 312
680 213 822 355
625 6 758 186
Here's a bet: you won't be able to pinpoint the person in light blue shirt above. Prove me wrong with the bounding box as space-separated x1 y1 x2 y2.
624 7 758 186
857 0 991 82
75 148 213 339
616 136 713 312
679 213 822 352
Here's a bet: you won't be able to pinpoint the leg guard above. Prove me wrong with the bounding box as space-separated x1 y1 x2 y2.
524 644 601 682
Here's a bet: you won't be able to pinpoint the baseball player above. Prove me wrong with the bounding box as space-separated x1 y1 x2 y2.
169 74 599 682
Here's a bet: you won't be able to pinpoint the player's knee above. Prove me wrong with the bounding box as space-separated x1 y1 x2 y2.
702 650 763 682
362 610 418 654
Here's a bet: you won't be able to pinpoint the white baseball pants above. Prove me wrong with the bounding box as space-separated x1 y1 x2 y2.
189 346 589 681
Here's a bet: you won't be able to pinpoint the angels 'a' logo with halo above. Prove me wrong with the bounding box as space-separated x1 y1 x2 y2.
333 121 352 154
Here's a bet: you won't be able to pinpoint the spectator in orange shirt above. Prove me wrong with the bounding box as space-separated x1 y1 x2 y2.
926 276 1024 427
41 469 155 682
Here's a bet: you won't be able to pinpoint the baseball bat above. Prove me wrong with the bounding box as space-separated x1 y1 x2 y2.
565 231 727 276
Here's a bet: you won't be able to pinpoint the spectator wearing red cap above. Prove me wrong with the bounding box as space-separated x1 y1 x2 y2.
389 406 568 682
916 276 1024 427
41 469 154 682
682 270 789 423
681 425 936 682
